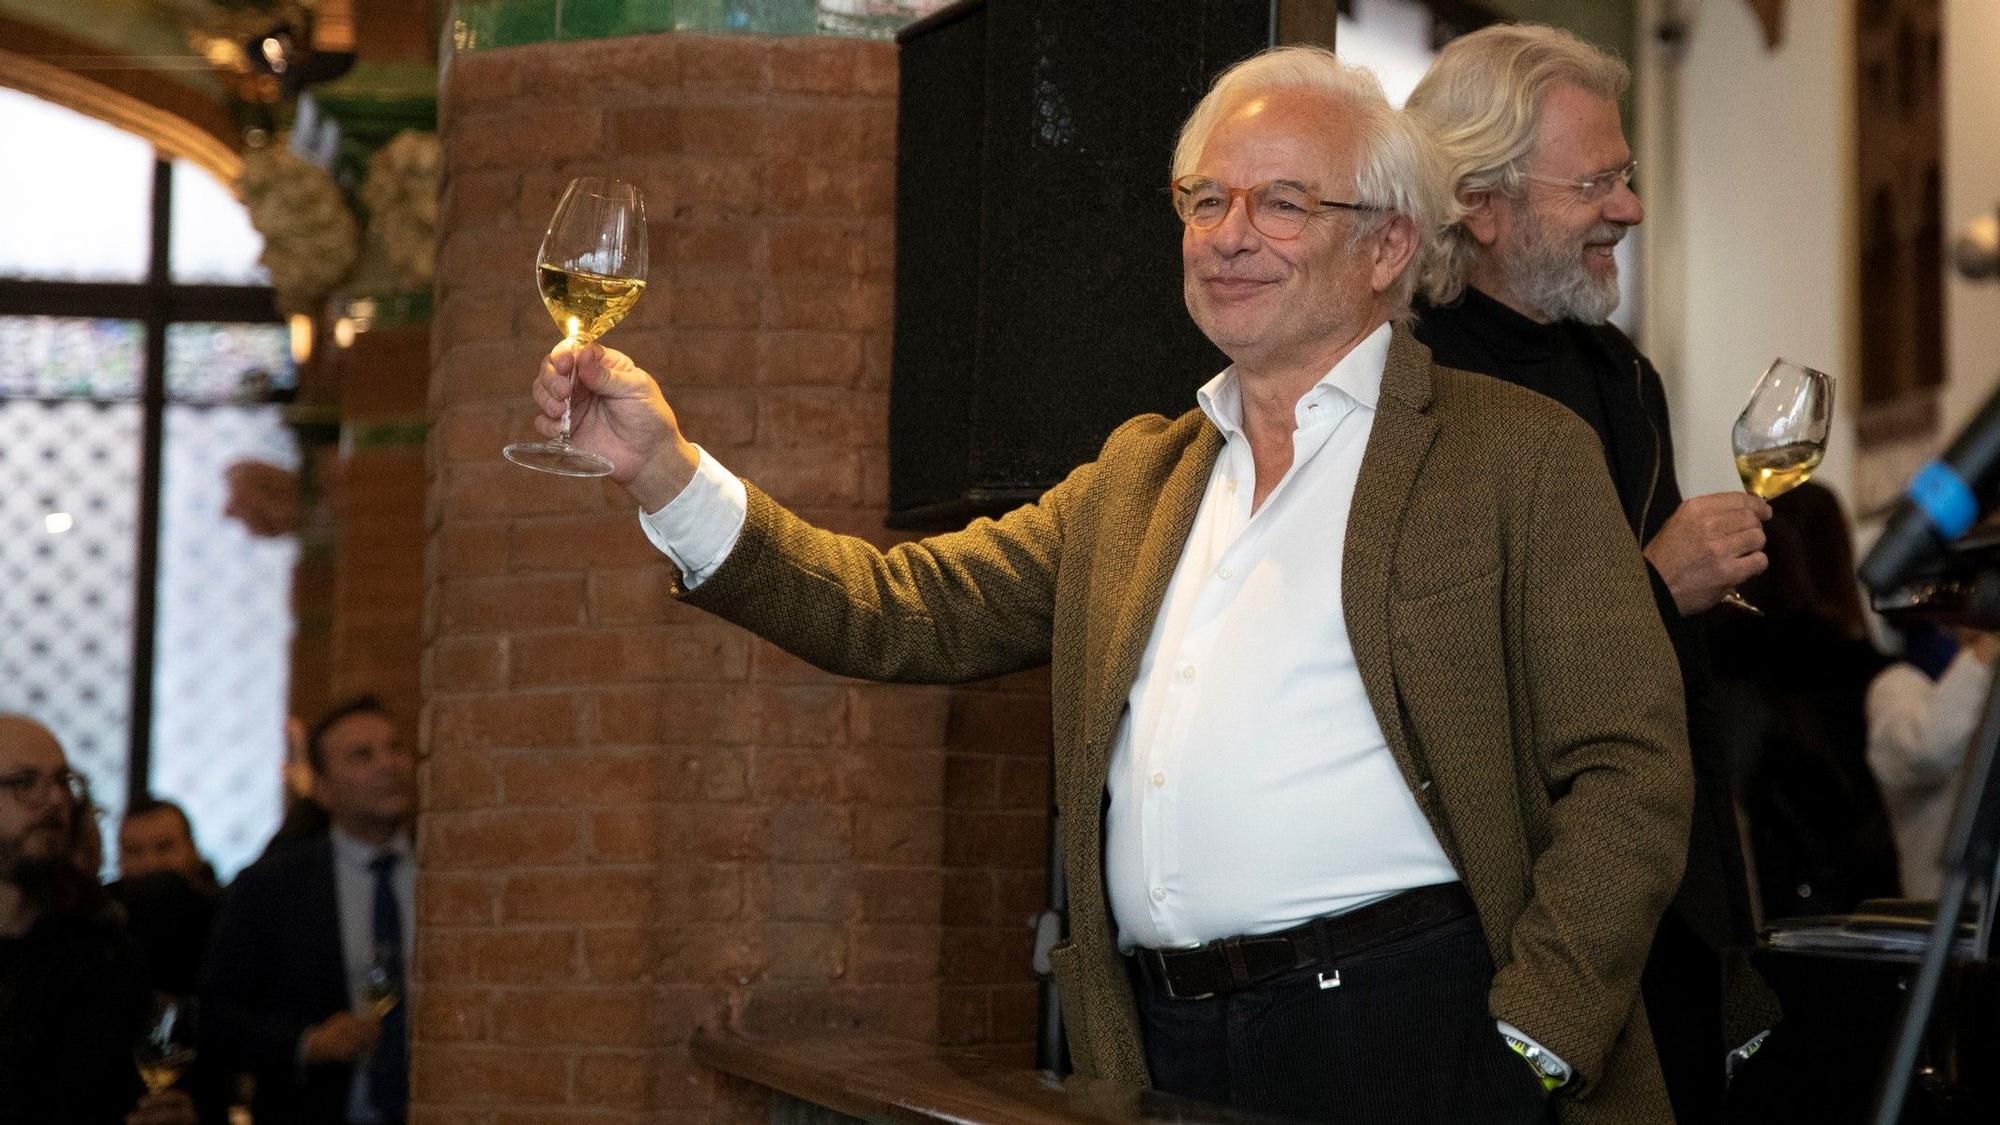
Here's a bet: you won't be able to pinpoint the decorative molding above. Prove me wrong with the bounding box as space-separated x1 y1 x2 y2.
0 48 237 181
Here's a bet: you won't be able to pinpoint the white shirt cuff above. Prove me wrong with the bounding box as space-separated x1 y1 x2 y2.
1497 1020 1573 1083
635 444 747 591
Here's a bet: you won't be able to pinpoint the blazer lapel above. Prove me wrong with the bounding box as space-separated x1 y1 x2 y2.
1343 326 1440 790
1083 421 1222 773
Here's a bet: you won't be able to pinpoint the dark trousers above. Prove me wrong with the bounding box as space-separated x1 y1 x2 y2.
1129 910 1551 1125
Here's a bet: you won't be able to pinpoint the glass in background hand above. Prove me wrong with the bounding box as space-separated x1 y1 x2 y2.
364 941 402 1020
503 176 648 478
1721 358 1835 613
134 994 197 1094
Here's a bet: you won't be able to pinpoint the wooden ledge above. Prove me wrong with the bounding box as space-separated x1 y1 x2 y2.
691 1028 1292 1123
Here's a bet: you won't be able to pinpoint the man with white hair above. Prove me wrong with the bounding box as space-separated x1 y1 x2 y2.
530 46 1688 1123
1408 23 1781 1124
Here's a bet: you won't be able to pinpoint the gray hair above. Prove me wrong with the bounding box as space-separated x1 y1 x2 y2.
1405 23 1629 304
1173 45 1455 318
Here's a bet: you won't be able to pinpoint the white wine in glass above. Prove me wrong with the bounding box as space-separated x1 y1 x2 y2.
504 176 649 477
1721 358 1835 613
134 995 196 1094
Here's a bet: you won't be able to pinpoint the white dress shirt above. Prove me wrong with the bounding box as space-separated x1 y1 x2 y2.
643 323 1454 951
639 322 1559 1073
1867 650 1994 898
1100 323 1455 951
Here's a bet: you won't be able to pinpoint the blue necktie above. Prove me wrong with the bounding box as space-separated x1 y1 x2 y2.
368 852 408 1122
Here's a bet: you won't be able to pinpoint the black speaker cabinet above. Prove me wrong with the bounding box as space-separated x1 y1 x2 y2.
888 1 1333 529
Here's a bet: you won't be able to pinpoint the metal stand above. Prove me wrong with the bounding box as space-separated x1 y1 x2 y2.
1869 641 2000 1125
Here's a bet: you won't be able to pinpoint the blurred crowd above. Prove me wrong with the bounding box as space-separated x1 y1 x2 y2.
0 697 416 1125
1712 481 1993 923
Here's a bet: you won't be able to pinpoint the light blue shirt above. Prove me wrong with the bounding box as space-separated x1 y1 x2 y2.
327 826 415 1124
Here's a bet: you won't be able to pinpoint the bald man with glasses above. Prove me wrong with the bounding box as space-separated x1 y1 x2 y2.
526 46 1689 1125
0 714 195 1124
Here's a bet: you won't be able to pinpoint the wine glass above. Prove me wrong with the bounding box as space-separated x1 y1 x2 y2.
503 176 649 477
133 995 197 1095
363 942 401 1020
1722 358 1835 613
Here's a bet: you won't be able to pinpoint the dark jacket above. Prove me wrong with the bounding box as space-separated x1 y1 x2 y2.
0 907 150 1125
200 834 353 1125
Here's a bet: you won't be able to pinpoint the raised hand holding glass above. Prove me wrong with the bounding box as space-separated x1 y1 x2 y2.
503 176 649 477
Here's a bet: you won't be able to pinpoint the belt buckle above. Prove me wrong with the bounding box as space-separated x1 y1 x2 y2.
1154 950 1215 1001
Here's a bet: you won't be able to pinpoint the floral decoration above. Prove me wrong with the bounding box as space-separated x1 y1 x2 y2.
236 142 360 315
360 130 441 288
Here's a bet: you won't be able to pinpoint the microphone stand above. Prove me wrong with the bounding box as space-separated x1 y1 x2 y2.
1868 619 2000 1125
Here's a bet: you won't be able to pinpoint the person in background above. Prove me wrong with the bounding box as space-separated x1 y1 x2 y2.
1708 482 1898 920
111 798 224 1000
202 695 414 1125
1867 627 2000 899
119 797 220 894
1406 24 1779 1120
0 713 195 1125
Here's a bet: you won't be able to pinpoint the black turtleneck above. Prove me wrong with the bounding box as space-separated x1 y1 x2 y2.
1413 285 1625 498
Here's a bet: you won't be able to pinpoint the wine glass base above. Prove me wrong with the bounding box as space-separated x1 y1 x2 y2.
502 441 615 478
1720 591 1764 616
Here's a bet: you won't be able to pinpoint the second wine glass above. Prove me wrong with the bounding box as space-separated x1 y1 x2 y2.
503 176 649 478
133 994 197 1095
1722 358 1835 613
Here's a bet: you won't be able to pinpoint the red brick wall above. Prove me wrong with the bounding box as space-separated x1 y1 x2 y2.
425 33 1052 1121
332 322 430 724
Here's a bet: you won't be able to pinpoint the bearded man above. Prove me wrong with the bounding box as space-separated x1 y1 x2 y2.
1408 24 1781 1123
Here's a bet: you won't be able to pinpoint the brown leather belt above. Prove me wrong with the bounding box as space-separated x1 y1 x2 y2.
1133 882 1476 1001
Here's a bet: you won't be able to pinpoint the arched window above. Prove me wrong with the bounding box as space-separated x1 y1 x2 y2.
0 86 294 880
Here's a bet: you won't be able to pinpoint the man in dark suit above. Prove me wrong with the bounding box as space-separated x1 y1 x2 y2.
202 696 415 1125
1406 24 1781 1122
524 46 1691 1125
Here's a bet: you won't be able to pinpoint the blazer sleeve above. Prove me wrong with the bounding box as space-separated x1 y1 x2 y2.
1487 413 1695 1092
679 454 1100 683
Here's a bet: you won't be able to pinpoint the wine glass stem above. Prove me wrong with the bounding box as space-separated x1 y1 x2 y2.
557 332 581 446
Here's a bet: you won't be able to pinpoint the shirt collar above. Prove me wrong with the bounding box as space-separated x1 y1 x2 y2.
1196 320 1393 436
330 824 413 870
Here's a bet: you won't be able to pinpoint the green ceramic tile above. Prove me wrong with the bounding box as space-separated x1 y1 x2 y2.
558 0 677 40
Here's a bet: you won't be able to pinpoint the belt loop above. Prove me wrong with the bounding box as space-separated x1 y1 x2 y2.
1307 915 1335 965
1222 937 1251 989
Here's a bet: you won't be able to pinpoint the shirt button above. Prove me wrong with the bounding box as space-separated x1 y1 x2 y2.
1151 772 1166 787
1217 567 1232 580
1180 665 1196 681
1151 887 1167 902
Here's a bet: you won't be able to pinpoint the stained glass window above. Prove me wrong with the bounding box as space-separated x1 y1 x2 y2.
0 400 142 836
0 316 146 398
150 405 299 878
0 88 153 283
165 321 296 402
0 88 291 877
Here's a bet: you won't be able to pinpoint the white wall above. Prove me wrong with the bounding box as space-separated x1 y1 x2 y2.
1663 0 2000 525
1668 0 1856 502
1942 0 2000 440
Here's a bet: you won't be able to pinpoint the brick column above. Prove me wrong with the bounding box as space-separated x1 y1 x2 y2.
425 34 1051 1121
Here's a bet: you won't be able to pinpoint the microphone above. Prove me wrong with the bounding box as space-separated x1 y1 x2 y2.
1860 386 2000 593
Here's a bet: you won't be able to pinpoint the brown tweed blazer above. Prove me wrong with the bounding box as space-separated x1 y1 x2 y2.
682 325 1693 1124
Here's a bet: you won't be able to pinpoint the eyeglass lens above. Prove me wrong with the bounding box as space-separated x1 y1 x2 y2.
1175 180 1321 239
